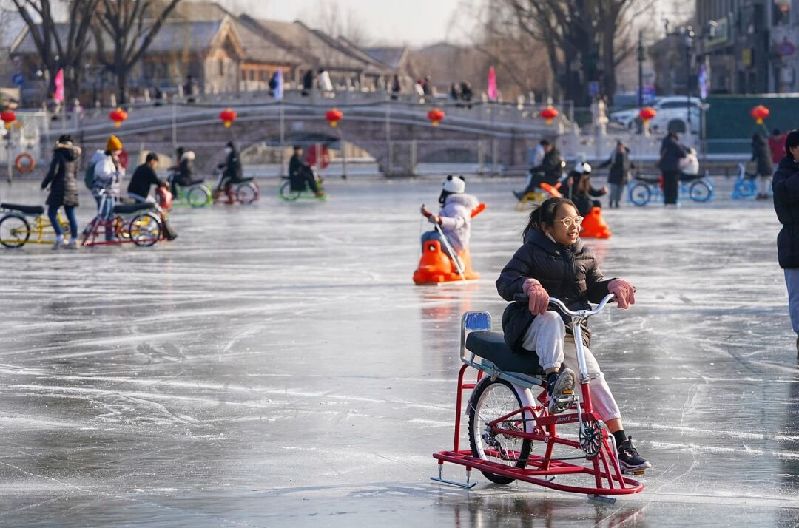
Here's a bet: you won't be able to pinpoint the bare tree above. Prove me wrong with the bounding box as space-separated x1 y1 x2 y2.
302 0 371 46
500 0 654 104
10 0 100 102
93 0 182 105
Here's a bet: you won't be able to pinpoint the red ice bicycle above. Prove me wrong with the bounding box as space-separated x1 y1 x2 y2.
432 294 644 501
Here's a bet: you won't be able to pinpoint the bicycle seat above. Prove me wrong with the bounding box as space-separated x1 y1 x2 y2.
189 180 205 186
0 203 44 215
236 177 254 183
466 331 544 376
634 175 660 184
112 203 155 214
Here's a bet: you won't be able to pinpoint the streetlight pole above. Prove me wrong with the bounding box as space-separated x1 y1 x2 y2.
683 26 695 131
637 30 644 108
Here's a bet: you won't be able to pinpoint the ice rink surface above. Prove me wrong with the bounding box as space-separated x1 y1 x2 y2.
0 175 796 527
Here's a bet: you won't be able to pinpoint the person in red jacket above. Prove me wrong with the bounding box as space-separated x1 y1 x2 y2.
770 129 787 167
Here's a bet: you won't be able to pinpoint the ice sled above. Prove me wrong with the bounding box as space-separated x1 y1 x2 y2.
580 206 611 239
413 203 485 285
413 241 479 284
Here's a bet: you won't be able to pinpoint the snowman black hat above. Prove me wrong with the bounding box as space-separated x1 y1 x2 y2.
442 174 466 194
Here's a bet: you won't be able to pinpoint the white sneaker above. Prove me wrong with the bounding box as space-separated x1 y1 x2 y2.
64 239 78 249
52 238 63 250
546 368 576 414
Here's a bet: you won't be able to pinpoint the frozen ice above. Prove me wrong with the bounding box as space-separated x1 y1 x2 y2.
0 175 797 527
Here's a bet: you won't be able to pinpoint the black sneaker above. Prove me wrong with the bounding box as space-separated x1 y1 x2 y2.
546 368 575 414
617 437 651 473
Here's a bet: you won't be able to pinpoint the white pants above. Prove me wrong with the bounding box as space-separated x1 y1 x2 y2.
522 311 621 421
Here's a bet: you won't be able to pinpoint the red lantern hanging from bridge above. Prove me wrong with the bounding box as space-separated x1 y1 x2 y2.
539 106 559 125
0 110 16 130
750 105 769 125
639 106 657 124
108 107 128 128
326 108 343 127
427 107 445 127
219 108 237 128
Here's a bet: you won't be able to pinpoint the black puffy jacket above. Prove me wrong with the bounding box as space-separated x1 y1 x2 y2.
772 155 799 268
496 229 613 352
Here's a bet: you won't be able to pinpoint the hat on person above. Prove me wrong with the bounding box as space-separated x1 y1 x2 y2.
442 174 466 194
181 151 195 161
574 161 592 174
106 134 122 152
57 134 73 145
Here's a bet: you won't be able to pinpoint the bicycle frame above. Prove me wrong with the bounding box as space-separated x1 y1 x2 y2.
0 207 71 248
433 295 644 498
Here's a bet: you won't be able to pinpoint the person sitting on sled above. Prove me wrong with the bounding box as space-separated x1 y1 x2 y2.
420 175 479 261
514 140 564 199
288 145 323 197
560 160 607 216
496 196 650 473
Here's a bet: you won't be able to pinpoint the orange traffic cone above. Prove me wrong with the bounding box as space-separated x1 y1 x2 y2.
580 206 612 239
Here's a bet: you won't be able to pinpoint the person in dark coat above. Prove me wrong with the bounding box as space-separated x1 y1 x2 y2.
495 196 649 473
301 69 315 96
559 161 607 216
288 145 322 196
751 133 773 200
772 129 799 353
658 131 689 206
515 141 564 198
41 134 81 249
599 141 636 208
127 152 177 240
215 141 244 202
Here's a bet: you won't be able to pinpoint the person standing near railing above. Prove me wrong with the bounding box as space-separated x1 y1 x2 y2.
751 133 773 200
598 140 635 209
658 131 689 207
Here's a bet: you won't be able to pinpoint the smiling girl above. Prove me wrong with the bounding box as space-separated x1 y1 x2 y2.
495 196 650 473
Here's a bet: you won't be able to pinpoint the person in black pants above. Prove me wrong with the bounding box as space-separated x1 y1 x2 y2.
127 152 177 240
288 145 322 196
658 131 689 206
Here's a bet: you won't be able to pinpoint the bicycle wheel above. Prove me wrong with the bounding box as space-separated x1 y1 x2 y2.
689 180 713 202
187 185 211 208
468 377 532 484
732 179 756 200
279 180 301 201
129 213 162 247
237 182 259 204
0 214 30 248
628 182 651 206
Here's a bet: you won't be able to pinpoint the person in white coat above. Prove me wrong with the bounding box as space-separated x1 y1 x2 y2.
91 134 125 240
420 175 479 259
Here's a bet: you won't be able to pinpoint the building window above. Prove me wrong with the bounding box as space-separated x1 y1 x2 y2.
241 70 247 81
219 59 224 76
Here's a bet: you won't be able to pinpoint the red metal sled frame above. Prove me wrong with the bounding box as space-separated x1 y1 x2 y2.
433 364 644 496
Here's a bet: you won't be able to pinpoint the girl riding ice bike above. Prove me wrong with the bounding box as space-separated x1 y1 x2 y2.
495 196 650 474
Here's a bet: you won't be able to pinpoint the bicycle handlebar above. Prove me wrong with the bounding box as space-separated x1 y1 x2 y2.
513 293 616 317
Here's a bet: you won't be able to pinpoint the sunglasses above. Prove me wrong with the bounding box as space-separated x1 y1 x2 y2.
557 216 584 229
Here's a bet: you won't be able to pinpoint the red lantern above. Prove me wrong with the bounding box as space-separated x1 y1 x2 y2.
108 107 127 128
539 106 559 125
325 108 343 127
0 110 16 130
219 108 237 128
750 105 770 125
427 107 445 127
639 106 657 124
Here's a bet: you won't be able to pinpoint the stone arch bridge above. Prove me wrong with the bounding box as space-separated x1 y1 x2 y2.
55 100 558 177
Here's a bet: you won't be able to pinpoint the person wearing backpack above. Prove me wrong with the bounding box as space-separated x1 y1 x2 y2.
41 134 81 249
91 135 125 240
